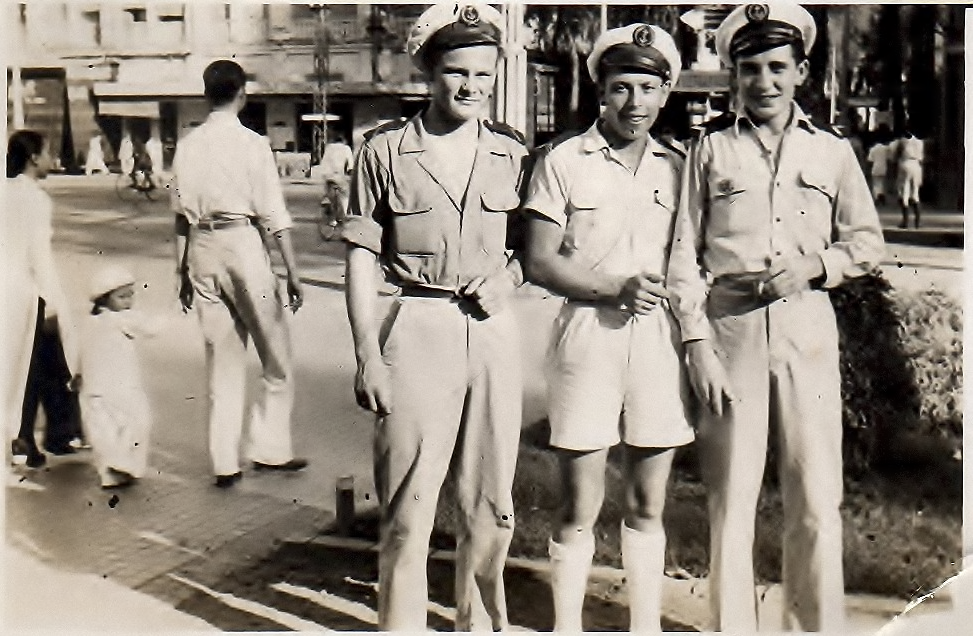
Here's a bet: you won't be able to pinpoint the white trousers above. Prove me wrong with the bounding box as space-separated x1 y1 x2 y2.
699 288 845 632
189 225 295 476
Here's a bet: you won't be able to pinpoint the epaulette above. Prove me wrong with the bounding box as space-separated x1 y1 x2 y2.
658 136 686 160
363 117 408 142
810 118 844 138
484 119 526 145
534 129 584 156
693 112 736 139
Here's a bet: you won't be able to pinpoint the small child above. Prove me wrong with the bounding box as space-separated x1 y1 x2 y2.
80 264 157 489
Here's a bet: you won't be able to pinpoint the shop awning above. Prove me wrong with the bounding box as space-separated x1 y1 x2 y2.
98 100 160 118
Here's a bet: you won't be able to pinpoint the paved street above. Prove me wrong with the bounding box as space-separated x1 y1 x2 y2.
5 174 963 632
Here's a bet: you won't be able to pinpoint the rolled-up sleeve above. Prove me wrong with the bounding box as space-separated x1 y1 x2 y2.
666 137 713 343
252 137 292 234
342 143 387 255
523 150 568 227
818 140 885 288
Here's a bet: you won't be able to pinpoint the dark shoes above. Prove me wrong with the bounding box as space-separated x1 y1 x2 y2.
214 472 243 488
252 458 308 472
11 439 46 468
44 443 77 456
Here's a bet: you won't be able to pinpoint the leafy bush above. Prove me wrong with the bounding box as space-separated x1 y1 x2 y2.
830 271 962 474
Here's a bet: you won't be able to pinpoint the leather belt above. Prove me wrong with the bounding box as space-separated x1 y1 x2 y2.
711 272 769 298
398 285 458 299
196 217 254 232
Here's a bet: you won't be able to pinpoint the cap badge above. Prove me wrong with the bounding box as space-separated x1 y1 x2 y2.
745 4 770 22
459 5 480 26
633 24 655 48
717 178 735 195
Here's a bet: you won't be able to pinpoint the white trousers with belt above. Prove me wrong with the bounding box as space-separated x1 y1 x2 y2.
374 296 522 631
188 224 295 476
699 287 845 632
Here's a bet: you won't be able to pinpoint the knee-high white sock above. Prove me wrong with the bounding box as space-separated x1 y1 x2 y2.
621 521 667 634
548 533 595 632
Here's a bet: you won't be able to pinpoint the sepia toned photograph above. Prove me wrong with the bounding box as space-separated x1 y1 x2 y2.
3 2 965 633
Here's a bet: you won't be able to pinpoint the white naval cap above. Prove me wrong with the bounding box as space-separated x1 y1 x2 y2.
89 263 136 302
715 2 817 67
587 24 682 86
406 2 504 72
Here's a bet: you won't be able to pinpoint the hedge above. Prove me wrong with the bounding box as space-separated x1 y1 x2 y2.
830 271 962 474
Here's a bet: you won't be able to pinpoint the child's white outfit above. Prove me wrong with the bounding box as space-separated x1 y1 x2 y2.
80 309 156 486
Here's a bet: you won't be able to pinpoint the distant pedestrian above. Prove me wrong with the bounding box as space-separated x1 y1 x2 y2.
119 132 135 177
893 129 924 228
4 130 81 469
866 138 891 206
170 59 307 488
84 134 109 176
317 130 354 240
80 264 157 489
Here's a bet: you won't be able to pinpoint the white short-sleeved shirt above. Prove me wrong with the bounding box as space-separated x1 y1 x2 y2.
525 122 684 281
170 111 292 234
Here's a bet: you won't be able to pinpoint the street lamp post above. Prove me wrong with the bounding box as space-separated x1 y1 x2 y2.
310 3 330 164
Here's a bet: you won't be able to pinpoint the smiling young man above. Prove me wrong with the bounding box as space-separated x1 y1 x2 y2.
524 24 692 633
341 3 528 631
666 2 884 631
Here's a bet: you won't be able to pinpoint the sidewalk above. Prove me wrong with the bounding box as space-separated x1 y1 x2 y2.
877 204 964 248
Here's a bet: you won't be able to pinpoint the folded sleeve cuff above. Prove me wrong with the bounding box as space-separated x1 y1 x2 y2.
819 247 854 288
679 319 713 343
341 216 383 254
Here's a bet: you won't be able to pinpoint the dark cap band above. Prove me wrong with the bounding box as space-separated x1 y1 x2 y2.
598 43 671 82
421 20 502 61
730 19 803 60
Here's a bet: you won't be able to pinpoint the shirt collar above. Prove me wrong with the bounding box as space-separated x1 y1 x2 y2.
206 110 240 126
732 101 816 135
398 114 508 156
580 120 669 157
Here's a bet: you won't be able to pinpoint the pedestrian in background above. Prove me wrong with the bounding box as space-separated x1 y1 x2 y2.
866 136 891 206
3 130 81 469
343 2 528 630
893 128 924 228
84 133 109 176
170 59 307 489
80 264 157 489
119 131 135 178
524 23 692 633
316 129 354 240
667 2 884 631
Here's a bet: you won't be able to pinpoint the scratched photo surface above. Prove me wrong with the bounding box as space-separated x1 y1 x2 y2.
3 2 965 633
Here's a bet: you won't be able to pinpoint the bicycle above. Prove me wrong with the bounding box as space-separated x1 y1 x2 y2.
115 169 159 204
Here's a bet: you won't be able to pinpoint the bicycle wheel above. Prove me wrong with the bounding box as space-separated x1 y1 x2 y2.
115 173 139 204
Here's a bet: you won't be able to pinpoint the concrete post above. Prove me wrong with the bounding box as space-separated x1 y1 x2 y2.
11 65 25 130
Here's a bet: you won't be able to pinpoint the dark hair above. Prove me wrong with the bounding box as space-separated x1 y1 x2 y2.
421 42 500 76
6 130 45 178
203 60 246 106
733 41 807 66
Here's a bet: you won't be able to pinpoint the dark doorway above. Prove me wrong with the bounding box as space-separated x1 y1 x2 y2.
239 100 266 135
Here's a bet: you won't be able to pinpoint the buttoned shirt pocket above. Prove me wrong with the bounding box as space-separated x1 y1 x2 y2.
562 189 603 254
706 169 751 235
480 188 520 255
797 168 837 231
388 193 440 256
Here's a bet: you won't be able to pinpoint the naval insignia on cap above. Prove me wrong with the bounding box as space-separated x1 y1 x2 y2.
632 24 655 48
458 5 480 26
745 4 770 22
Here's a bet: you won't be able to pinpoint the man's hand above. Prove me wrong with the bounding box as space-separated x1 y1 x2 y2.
685 340 736 418
618 272 669 315
759 254 824 301
461 270 517 317
178 270 194 312
354 357 392 416
286 273 304 313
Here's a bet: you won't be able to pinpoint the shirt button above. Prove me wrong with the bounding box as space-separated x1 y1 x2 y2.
775 217 781 223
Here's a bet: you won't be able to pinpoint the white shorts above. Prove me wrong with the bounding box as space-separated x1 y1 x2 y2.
898 160 922 204
546 302 695 451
